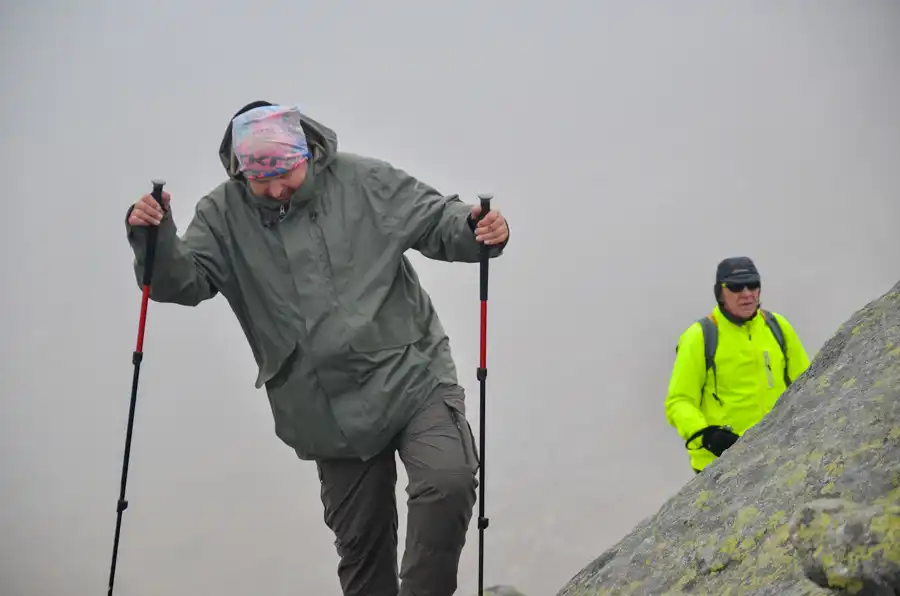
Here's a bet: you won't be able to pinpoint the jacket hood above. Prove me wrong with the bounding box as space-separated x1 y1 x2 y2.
218 100 339 181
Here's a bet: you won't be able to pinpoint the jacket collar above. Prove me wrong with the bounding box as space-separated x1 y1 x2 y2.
714 303 759 327
243 161 320 214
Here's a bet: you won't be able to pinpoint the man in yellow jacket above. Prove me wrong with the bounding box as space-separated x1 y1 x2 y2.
665 256 811 473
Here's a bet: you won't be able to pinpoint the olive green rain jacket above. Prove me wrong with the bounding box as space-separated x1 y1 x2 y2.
124 103 508 461
665 305 811 471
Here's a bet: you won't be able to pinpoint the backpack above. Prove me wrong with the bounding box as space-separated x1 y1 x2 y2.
682 309 792 404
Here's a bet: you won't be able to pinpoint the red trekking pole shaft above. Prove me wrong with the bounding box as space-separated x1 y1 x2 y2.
476 193 491 596
107 179 166 596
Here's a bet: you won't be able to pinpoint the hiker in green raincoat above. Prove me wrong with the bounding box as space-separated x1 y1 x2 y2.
124 101 510 596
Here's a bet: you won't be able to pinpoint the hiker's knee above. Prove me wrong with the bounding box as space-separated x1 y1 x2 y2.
409 467 477 513
438 468 477 505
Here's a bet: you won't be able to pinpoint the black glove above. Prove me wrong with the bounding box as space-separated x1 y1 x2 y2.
700 425 740 456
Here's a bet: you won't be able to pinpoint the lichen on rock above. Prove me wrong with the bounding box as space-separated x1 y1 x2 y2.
552 283 900 596
789 498 900 594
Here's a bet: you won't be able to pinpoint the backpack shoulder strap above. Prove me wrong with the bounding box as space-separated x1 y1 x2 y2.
674 313 720 402
760 309 786 353
761 309 792 387
698 314 718 374
697 313 720 403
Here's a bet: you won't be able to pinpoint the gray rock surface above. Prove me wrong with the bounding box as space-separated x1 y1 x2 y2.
551 282 900 595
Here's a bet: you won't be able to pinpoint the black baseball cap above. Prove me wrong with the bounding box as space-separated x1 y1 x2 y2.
716 256 761 285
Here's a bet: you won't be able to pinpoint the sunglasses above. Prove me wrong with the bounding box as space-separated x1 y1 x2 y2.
722 281 760 293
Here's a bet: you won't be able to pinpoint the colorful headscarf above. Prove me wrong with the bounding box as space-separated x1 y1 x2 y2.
232 105 311 180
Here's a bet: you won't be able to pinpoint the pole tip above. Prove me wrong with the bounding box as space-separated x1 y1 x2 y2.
151 178 167 188
477 193 493 201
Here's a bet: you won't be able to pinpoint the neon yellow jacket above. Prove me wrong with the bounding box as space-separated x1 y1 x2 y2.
665 305 811 471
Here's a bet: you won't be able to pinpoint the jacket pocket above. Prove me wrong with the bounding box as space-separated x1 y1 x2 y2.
264 352 353 459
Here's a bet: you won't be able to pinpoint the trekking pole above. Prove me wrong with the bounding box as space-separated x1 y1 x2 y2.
476 193 492 596
107 179 166 596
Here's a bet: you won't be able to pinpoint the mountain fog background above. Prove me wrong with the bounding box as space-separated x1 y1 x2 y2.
2 1 899 595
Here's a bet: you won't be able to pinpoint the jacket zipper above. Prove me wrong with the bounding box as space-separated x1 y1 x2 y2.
308 210 340 306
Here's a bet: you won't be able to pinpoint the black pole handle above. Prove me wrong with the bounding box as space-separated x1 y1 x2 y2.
477 193 492 301
150 179 166 205
142 179 166 287
479 193 492 217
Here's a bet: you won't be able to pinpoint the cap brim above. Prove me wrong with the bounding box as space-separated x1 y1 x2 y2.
722 273 760 284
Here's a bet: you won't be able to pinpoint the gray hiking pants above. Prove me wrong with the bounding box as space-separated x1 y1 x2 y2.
315 383 480 596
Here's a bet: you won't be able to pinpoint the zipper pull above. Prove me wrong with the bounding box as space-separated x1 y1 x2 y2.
278 204 287 221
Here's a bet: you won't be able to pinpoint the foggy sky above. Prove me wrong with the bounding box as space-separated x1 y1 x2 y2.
3 1 900 595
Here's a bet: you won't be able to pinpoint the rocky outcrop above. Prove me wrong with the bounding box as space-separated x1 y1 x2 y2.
551 283 900 595
790 498 900 594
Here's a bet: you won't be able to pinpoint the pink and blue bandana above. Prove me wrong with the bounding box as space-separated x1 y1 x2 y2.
232 105 311 180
